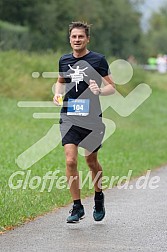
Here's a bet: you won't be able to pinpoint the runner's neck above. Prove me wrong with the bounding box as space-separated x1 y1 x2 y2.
73 49 90 58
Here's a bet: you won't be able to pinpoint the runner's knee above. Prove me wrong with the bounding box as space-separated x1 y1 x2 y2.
66 158 77 170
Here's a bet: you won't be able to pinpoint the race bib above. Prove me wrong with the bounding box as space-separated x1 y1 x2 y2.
67 99 90 116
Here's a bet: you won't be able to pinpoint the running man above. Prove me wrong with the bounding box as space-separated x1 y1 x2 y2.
53 21 115 223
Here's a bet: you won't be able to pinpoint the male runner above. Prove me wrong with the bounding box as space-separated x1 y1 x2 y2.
53 21 115 223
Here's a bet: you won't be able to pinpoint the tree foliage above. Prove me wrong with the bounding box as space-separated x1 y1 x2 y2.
145 4 167 55
0 0 148 60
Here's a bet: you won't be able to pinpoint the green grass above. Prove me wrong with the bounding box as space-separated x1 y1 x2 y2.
0 51 167 231
0 50 61 100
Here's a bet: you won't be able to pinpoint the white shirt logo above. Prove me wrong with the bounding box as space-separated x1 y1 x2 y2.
68 64 88 92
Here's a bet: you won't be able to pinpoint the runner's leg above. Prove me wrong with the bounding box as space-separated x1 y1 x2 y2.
85 150 102 191
85 150 105 221
64 144 80 200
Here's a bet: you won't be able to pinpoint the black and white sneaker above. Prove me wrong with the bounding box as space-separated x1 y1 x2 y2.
93 193 105 221
67 204 85 223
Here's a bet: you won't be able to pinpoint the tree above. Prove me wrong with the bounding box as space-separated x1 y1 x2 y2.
0 0 35 25
88 0 143 59
145 5 167 55
0 0 145 59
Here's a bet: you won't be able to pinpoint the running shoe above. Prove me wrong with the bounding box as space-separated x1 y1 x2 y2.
93 194 105 221
67 204 85 223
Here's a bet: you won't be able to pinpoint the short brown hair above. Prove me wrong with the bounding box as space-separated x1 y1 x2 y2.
69 21 91 37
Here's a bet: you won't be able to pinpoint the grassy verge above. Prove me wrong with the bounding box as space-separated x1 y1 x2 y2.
0 51 167 231
0 50 61 100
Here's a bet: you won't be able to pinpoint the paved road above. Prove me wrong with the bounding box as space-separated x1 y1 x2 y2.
1 166 167 252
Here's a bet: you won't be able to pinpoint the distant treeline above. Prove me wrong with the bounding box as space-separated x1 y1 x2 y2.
0 0 167 61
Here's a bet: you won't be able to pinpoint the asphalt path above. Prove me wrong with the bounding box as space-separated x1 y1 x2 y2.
0 166 167 252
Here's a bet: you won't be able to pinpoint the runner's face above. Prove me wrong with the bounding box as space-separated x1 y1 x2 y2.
70 28 90 52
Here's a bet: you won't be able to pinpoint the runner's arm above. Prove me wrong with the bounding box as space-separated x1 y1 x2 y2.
100 74 115 95
89 74 115 96
53 75 65 105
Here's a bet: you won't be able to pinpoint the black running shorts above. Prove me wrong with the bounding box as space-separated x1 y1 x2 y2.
59 118 105 153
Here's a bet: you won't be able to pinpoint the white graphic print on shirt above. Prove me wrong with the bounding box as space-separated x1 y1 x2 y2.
67 64 88 92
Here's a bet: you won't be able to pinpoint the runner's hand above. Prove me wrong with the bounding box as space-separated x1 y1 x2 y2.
89 79 100 95
53 94 62 106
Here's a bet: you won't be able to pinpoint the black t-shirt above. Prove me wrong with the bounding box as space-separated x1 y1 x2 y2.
59 51 109 129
